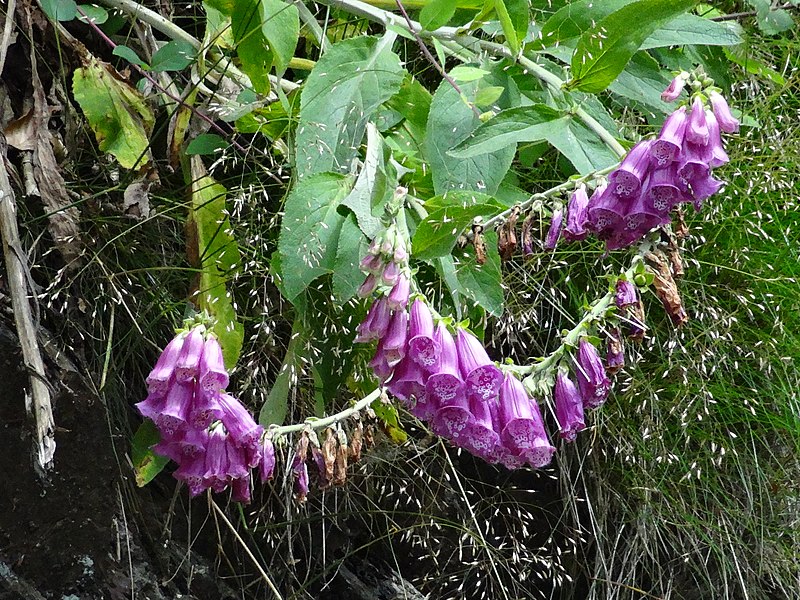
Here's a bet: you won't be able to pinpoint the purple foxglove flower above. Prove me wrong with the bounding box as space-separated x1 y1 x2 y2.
135 393 165 422
355 297 392 344
217 393 263 464
686 96 709 146
544 207 563 250
703 110 729 168
687 174 724 209
431 392 474 444
292 451 309 502
497 374 555 468
175 327 205 383
203 427 232 492
153 427 210 463
608 140 654 199
409 392 438 422
380 261 400 287
359 253 384 275
456 328 503 402
155 381 194 436
554 370 585 442
259 437 276 483
677 142 711 188
425 324 464 403
563 185 590 242
173 452 208 497
357 274 378 298
486 401 526 469
651 107 687 166
709 92 739 133
644 164 689 217
587 183 628 236
407 299 439 370
146 334 185 397
616 187 661 247
575 340 611 409
231 474 252 504
461 397 500 460
198 336 229 395
606 329 625 375
616 279 638 308
386 273 410 311
661 75 686 102
188 388 224 429
393 241 408 263
368 352 393 382
375 309 408 368
387 354 428 403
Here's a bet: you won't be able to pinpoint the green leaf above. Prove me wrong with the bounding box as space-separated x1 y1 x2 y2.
448 104 568 158
259 316 304 426
72 56 154 169
449 65 490 82
413 191 502 260
188 158 244 368
112 45 148 69
341 123 391 238
420 0 458 31
77 4 108 24
475 85 505 108
131 420 169 487
545 114 620 174
371 398 407 444
494 0 528 55
333 214 369 302
641 14 742 49
231 0 300 92
40 0 78 21
186 133 228 155
295 34 404 178
609 51 673 114
570 0 696 94
150 40 197 72
278 172 352 300
455 230 504 316
539 0 634 47
426 74 515 195
722 46 785 86
747 0 795 34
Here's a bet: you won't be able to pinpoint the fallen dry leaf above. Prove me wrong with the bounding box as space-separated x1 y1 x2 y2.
646 250 688 327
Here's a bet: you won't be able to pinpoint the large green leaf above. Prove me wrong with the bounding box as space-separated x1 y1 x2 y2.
641 14 742 49
609 52 673 114
295 34 404 178
420 0 458 31
188 158 244 368
545 114 620 175
454 230 504 316
259 315 304 427
131 420 170 487
231 0 299 93
333 214 370 302
278 172 352 300
494 0 529 55
448 105 568 158
569 0 696 94
426 74 515 195
72 56 154 169
538 0 634 47
412 192 502 260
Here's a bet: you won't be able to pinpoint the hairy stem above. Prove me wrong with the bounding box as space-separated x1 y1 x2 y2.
269 388 382 437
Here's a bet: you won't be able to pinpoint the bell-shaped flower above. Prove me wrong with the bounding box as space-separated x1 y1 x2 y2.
292 451 309 502
217 393 263 466
175 327 205 383
661 74 686 102
387 353 428 403
708 91 739 133
456 328 503 402
387 273 410 311
497 374 555 468
575 340 611 409
373 309 408 368
359 253 384 275
354 297 392 343
409 392 438 422
687 173 724 210
155 381 194 437
554 370 585 442
231 474 252 504
644 164 689 217
608 140 654 199
701 110 729 168
380 261 400 287
203 427 233 493
431 392 474 444
259 437 276 483
544 207 563 250
135 393 166 422
368 352 393 382
188 388 224 430
198 335 229 396
563 185 590 242
587 184 628 236
407 299 439 370
462 397 500 460
425 324 464 403
487 402 526 469
146 334 185 397
357 274 378 298
153 426 209 462
651 107 687 166
615 279 638 308
686 97 709 146
173 452 208 497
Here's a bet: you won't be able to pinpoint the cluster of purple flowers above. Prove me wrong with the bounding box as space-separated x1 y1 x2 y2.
560 77 738 251
358 223 410 301
136 326 275 503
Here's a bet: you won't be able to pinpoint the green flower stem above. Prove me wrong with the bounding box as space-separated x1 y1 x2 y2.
94 0 299 94
268 387 382 437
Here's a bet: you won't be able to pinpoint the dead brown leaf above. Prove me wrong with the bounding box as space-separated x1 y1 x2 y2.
472 223 487 265
4 110 35 151
497 205 520 261
646 250 688 327
520 212 534 258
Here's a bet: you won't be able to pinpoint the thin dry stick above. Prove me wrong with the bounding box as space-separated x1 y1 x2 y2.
0 139 56 476
393 0 482 119
210 499 284 599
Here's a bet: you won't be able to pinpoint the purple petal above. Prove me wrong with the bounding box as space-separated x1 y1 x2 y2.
544 207 563 250
576 340 611 409
709 92 739 133
554 370 585 442
608 140 654 199
407 300 439 370
175 327 205 383
456 329 502 402
259 437 276 483
651 107 687 166
198 336 229 395
686 96 709 145
387 273 411 311
146 334 185 397
661 75 686 102
426 324 464 403
563 185 590 242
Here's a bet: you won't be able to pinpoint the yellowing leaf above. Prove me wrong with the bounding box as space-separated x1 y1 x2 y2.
72 55 154 169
